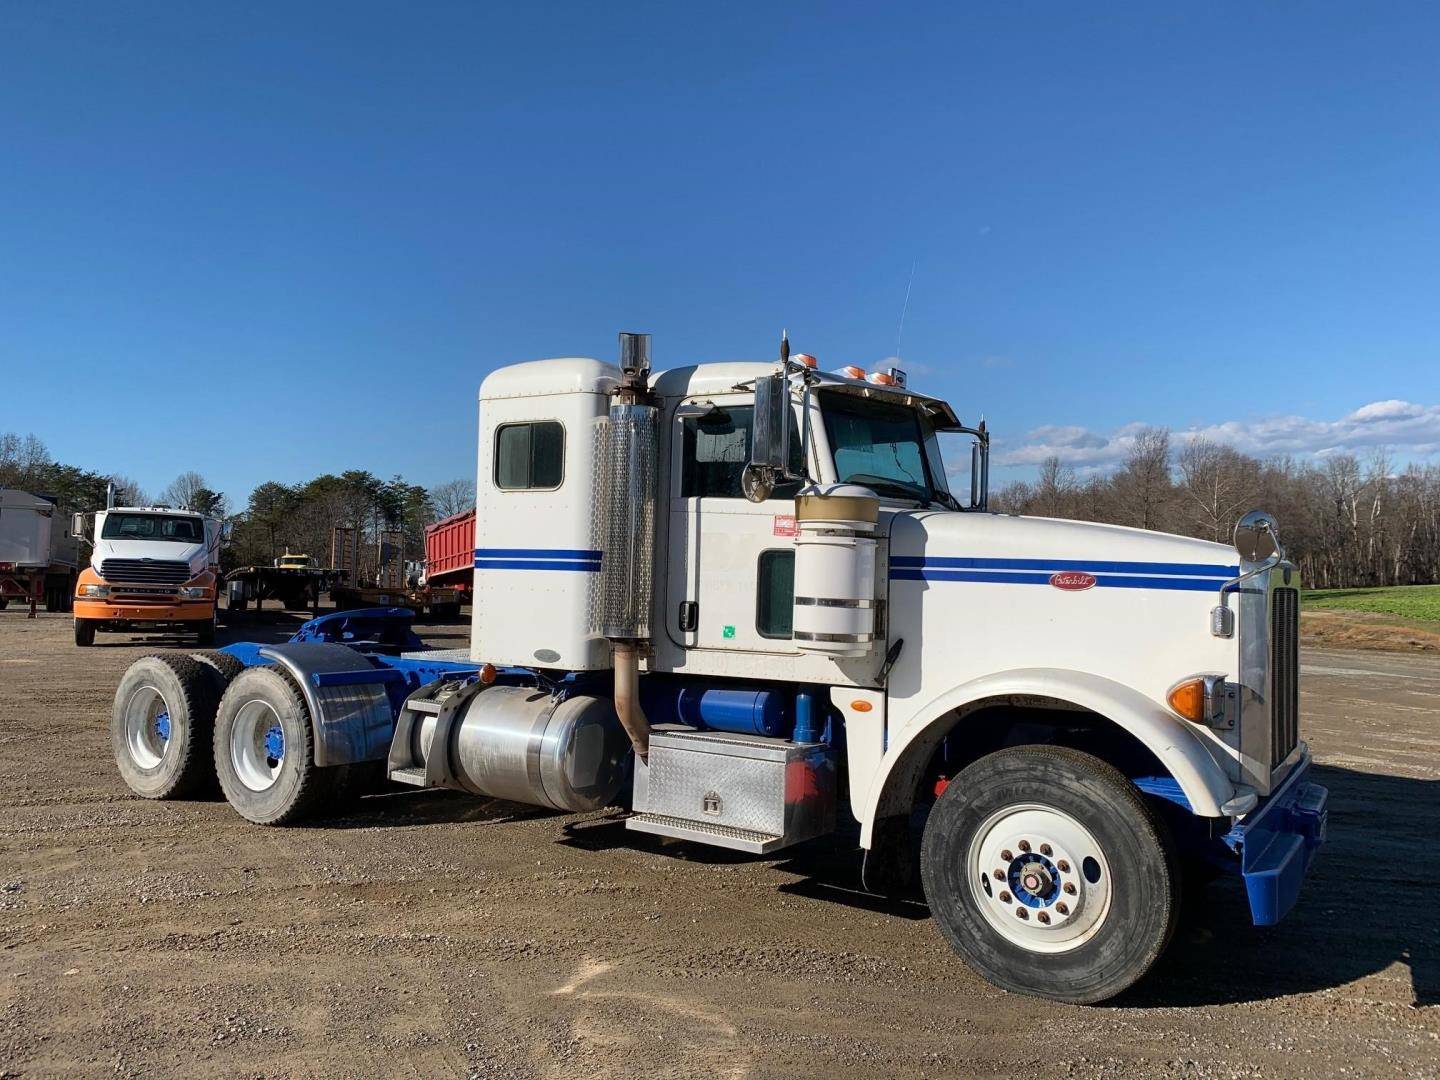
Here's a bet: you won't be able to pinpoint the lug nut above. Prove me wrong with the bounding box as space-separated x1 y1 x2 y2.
1015 908 1029 920
1018 840 1031 853
1055 902 1069 915
1039 843 1053 857
999 891 1012 904
1000 849 1013 862
994 869 1007 880
1063 882 1077 895
1056 860 1070 873
1036 911 1050 924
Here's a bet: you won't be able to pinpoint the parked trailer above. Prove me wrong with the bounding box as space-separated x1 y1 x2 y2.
0 487 80 616
108 333 1328 1004
329 525 462 618
424 507 474 605
224 554 331 616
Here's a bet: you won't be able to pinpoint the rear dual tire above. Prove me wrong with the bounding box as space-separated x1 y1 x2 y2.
212 666 339 826
920 746 1179 1005
112 654 221 799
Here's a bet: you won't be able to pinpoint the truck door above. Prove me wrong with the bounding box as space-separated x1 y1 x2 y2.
665 392 807 654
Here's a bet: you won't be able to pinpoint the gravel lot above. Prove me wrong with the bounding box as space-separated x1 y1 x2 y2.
1 610 1436 1078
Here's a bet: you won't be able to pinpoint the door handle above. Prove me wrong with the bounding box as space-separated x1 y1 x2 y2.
678 600 698 632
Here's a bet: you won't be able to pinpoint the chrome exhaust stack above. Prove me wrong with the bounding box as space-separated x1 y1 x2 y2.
601 332 659 760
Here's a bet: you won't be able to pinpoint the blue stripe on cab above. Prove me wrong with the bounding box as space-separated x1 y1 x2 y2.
890 568 1226 592
473 547 602 572
474 548 601 560
888 555 1238 577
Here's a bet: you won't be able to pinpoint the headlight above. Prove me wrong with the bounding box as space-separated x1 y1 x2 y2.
78 584 111 598
179 586 210 599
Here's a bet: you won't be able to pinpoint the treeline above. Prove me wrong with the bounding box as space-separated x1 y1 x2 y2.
3 429 476 582
991 429 1440 589
230 473 475 580
1 431 154 515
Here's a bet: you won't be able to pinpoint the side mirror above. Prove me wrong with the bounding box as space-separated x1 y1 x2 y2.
220 521 234 543
750 374 790 470
1234 509 1280 564
743 374 792 504
70 512 85 539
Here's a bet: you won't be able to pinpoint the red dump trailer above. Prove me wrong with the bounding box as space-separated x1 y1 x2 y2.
424 508 474 605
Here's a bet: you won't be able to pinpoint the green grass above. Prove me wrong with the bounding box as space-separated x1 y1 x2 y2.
1302 584 1440 622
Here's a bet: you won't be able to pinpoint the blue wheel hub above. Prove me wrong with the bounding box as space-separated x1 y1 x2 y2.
263 724 284 763
154 709 171 742
1008 851 1061 908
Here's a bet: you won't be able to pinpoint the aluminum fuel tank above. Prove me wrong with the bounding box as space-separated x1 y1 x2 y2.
411 684 630 812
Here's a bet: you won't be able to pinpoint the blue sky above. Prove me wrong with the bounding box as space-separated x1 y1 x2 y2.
2 2 1437 505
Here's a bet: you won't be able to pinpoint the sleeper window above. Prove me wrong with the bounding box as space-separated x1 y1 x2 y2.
495 422 564 490
680 405 804 499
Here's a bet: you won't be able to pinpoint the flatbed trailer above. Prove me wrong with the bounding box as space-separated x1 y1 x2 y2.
224 564 330 616
329 579 463 618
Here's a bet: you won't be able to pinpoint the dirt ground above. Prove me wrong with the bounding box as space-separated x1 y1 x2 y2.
1302 608 1440 653
0 610 1436 1079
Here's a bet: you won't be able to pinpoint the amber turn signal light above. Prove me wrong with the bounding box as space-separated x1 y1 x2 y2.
1166 677 1207 723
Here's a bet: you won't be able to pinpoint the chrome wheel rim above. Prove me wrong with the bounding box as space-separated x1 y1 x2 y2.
123 684 171 770
230 699 285 792
967 803 1113 954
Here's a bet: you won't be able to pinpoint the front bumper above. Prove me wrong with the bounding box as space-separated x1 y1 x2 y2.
74 599 215 622
1225 742 1328 926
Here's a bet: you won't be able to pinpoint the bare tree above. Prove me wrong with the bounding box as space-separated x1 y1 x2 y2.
108 474 151 507
429 478 476 520
1111 427 1173 531
1177 438 1256 542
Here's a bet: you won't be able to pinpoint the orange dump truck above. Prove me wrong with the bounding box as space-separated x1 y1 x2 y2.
71 503 228 646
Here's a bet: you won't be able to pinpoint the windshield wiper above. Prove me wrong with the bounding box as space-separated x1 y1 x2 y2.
932 489 964 511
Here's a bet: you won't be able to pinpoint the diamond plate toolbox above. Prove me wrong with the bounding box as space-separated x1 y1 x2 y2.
631 727 836 850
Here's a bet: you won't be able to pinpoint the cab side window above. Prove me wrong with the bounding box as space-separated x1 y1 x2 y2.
495 421 564 490
680 405 804 499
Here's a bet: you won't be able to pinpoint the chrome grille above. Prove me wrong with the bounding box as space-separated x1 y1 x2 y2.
1270 587 1300 766
100 558 191 586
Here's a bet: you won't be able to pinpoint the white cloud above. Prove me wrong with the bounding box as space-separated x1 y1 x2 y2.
996 400 1440 469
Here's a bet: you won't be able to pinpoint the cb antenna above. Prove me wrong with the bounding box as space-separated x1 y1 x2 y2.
780 327 790 365
896 260 916 361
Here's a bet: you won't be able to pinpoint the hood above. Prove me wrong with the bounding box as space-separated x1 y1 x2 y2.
93 537 209 572
889 510 1239 587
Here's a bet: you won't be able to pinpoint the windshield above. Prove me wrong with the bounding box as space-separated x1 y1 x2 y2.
820 391 942 503
101 513 204 543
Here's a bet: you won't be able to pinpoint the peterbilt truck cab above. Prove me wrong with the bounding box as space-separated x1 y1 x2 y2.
72 504 226 646
107 333 1327 1004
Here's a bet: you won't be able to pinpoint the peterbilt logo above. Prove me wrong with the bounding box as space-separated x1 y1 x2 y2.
1049 571 1096 591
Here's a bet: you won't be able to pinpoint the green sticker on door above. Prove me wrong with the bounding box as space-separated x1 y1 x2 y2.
722 625 736 639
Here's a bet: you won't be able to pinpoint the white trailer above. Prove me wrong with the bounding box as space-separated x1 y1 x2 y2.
0 487 80 615
107 333 1327 1003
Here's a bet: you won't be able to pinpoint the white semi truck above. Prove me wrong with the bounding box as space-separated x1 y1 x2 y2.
108 334 1327 1003
0 487 80 614
72 494 227 646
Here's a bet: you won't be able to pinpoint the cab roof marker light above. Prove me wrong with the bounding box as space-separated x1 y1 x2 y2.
866 371 897 386
839 365 866 380
792 353 818 369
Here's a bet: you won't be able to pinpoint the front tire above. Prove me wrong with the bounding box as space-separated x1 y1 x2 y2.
920 745 1179 1004
213 666 336 825
74 618 96 646
112 653 221 799
194 615 217 646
